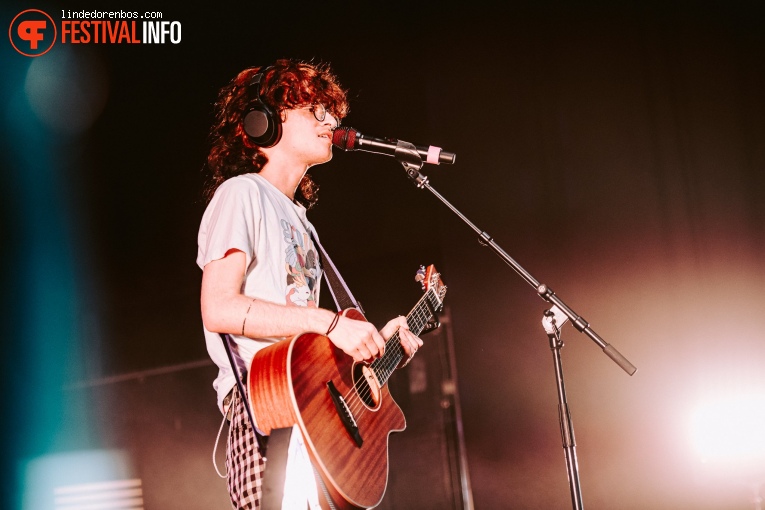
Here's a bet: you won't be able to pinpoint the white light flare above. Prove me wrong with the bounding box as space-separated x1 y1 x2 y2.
690 394 765 470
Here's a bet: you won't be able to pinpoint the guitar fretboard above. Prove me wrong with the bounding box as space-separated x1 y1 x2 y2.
370 287 441 386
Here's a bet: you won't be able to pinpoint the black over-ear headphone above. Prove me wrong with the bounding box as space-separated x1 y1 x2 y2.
242 66 282 147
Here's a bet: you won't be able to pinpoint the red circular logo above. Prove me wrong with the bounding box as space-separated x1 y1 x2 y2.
9 9 57 57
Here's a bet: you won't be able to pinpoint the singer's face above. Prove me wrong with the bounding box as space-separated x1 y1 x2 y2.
278 105 339 167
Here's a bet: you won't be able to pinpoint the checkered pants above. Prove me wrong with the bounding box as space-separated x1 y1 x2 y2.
226 386 266 509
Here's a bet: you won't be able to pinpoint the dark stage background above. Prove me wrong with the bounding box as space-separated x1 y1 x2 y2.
2 1 765 509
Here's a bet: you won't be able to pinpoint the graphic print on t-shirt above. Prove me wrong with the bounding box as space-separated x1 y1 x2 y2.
282 219 319 307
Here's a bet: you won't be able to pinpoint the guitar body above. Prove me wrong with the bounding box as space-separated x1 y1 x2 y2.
249 309 406 510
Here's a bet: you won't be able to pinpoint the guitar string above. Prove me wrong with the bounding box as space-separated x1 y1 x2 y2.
344 320 413 416
346 290 432 405
371 291 437 381
342 295 429 417
342 289 439 418
343 288 442 418
346 294 438 418
344 334 406 418
345 333 408 418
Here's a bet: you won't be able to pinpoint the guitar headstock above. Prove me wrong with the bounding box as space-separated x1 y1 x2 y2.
415 265 447 309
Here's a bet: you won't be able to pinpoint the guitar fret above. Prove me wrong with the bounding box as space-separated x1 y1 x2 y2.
410 290 433 334
373 288 441 386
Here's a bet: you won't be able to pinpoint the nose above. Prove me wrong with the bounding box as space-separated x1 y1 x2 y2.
324 112 339 130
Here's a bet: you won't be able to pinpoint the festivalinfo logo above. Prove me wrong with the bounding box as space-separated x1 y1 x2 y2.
9 9 57 57
9 8 182 57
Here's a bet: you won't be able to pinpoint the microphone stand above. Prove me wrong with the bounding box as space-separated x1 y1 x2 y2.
392 142 637 510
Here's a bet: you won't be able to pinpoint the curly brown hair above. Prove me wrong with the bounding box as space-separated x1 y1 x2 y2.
204 59 349 208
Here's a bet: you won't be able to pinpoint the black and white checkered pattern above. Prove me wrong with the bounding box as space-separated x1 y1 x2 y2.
226 387 266 509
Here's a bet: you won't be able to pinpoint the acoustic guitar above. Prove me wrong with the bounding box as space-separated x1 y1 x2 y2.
248 265 447 509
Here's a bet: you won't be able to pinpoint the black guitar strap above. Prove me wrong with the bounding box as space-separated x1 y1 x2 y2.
309 231 362 313
219 332 268 452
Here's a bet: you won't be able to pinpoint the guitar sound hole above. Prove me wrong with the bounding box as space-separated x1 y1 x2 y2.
352 363 381 410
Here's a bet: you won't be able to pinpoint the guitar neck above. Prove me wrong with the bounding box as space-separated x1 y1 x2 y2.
370 288 440 386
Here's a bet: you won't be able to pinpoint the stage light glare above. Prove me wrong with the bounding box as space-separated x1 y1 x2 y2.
690 395 765 465
24 47 108 135
281 428 321 510
21 449 138 510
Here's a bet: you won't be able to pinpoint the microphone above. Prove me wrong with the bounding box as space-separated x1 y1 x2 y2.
332 126 456 165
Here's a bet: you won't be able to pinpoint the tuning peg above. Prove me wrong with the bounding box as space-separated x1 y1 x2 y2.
415 265 426 290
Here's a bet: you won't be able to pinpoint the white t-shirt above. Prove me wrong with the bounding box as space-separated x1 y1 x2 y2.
197 173 322 412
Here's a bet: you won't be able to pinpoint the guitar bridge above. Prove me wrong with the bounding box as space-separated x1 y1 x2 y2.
327 380 363 447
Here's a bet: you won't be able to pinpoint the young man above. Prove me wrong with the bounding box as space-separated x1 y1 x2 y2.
197 59 423 509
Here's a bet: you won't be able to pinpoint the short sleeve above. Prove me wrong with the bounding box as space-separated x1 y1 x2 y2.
197 177 261 271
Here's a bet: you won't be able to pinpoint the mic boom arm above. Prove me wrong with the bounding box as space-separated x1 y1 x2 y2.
400 163 637 376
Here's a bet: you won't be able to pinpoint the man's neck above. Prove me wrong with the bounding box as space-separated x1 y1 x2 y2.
258 157 308 201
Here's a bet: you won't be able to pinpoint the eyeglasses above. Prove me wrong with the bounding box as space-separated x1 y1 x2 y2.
304 103 339 126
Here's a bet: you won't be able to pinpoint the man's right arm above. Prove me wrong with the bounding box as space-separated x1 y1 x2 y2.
200 248 386 361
